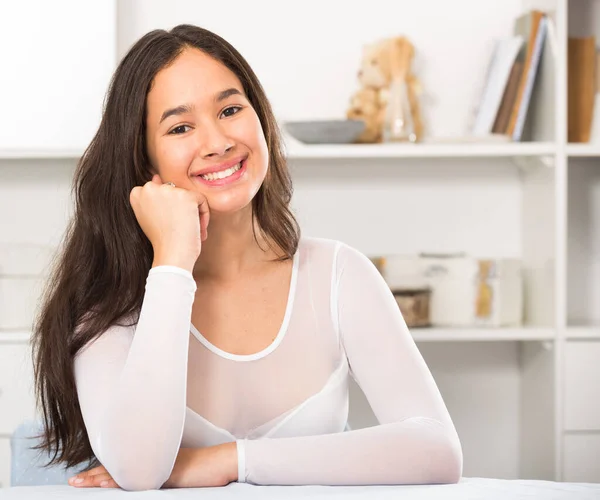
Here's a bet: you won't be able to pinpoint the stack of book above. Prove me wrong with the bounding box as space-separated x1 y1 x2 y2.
472 10 548 141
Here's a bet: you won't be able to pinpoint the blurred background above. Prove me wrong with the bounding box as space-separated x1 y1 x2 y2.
1 0 599 488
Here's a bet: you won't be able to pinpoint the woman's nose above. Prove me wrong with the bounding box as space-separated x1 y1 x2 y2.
199 122 235 158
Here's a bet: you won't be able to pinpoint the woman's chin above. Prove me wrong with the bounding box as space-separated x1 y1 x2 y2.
207 197 253 216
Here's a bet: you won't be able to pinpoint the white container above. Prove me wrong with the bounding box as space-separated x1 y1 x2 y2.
382 254 523 327
0 243 56 331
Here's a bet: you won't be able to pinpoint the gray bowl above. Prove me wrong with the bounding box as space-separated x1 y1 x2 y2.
284 120 365 144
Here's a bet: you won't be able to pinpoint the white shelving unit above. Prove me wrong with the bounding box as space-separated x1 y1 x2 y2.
285 0 599 484
1 0 599 487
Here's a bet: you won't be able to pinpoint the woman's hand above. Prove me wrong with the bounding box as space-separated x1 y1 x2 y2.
130 174 210 273
68 464 118 488
68 443 238 489
163 444 238 489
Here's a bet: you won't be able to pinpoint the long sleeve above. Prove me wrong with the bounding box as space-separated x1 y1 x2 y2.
73 266 196 491
240 243 463 485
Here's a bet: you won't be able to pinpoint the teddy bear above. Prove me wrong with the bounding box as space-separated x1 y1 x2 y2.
347 36 424 143
347 87 386 144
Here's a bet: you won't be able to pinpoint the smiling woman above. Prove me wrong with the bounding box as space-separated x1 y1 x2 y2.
29 24 462 492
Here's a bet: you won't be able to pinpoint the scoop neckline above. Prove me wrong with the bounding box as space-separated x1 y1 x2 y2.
189 244 300 362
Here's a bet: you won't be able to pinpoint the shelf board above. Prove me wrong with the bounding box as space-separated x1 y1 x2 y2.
566 144 600 158
2 328 555 344
411 327 555 342
0 331 31 343
0 149 82 160
565 326 600 340
285 141 556 160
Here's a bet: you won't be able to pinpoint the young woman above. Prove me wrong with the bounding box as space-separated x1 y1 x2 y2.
31 24 462 491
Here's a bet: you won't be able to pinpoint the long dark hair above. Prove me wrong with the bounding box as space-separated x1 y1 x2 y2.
30 24 299 470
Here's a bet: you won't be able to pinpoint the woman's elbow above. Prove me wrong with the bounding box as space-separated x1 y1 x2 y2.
435 433 463 484
104 461 171 491
113 469 169 491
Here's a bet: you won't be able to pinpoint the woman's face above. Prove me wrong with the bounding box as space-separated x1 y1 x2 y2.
145 48 269 214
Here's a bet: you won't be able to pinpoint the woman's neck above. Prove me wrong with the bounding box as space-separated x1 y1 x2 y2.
192 206 275 283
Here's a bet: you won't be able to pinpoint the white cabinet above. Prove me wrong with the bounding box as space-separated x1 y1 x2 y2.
0 343 37 436
0 1 116 154
0 437 9 488
563 434 600 483
564 341 600 431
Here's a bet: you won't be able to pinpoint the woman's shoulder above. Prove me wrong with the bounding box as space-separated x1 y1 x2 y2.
298 236 368 265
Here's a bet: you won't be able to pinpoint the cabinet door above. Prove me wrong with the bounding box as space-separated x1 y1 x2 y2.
563 434 600 483
0 343 37 435
564 341 600 430
0 0 116 152
0 436 10 488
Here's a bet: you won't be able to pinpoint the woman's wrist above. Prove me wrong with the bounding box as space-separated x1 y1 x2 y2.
151 249 196 274
219 442 239 484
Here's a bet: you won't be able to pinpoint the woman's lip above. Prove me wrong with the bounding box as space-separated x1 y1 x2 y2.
192 156 247 176
194 159 246 186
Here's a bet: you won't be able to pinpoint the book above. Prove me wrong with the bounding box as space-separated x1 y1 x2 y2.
568 37 596 142
506 10 547 140
492 60 524 134
472 36 524 136
511 13 547 141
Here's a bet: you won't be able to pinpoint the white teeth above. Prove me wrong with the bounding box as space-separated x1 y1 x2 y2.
200 162 242 181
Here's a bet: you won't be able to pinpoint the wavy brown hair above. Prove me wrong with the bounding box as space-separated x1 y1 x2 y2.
30 24 299 471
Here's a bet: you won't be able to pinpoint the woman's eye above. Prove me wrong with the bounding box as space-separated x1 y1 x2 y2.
220 106 242 118
168 125 191 135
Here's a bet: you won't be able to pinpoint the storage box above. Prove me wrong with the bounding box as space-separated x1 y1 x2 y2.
382 253 523 327
393 288 431 327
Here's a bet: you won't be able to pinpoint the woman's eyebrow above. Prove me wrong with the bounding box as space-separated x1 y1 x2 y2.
158 88 243 124
215 87 242 102
159 103 194 124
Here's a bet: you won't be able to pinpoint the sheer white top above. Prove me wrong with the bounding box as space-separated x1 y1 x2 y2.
73 237 462 490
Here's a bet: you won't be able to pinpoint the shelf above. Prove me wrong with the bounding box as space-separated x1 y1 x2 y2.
0 331 31 343
566 144 600 158
410 327 555 342
285 141 556 160
0 149 82 160
1 328 556 344
566 327 600 340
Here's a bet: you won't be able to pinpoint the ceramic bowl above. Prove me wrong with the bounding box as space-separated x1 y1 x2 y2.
284 119 365 144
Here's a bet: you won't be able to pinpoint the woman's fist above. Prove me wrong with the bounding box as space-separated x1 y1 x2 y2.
130 174 209 272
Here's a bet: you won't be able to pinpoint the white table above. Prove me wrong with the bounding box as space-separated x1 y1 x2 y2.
2 478 600 499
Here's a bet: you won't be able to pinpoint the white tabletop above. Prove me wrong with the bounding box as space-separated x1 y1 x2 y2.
2 478 600 499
